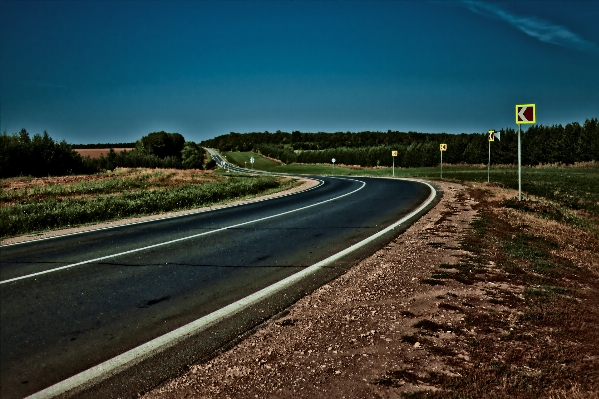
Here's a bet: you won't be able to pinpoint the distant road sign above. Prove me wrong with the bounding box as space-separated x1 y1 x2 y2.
250 157 255 163
488 130 495 142
516 104 536 124
440 144 447 151
332 158 336 163
392 151 398 156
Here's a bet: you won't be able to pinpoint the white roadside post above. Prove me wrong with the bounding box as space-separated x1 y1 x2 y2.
439 144 447 178
392 151 398 176
516 104 536 201
250 156 255 170
488 130 494 183
332 158 336 171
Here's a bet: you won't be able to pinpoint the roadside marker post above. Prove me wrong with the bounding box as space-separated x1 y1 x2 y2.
332 158 336 171
487 130 500 183
516 104 536 201
439 144 447 178
250 156 255 170
392 151 398 176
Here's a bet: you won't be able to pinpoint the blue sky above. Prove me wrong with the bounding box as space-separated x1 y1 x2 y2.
1 0 598 144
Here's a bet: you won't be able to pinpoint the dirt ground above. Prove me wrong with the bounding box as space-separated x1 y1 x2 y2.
74 148 131 159
0 168 220 192
141 181 599 399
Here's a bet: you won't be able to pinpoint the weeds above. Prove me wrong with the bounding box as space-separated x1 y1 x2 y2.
1 175 292 238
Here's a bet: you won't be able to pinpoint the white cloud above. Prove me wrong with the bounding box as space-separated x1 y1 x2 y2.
463 1 598 52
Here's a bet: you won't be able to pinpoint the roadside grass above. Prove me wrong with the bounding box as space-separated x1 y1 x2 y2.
0 169 222 204
407 186 599 398
226 151 599 216
220 151 282 170
1 171 297 239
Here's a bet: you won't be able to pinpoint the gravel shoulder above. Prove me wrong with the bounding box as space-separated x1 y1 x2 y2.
142 180 599 399
142 181 478 398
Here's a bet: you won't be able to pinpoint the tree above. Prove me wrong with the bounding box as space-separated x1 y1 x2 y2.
138 131 185 159
181 142 205 169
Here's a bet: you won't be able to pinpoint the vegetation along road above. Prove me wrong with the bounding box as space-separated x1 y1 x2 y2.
0 168 436 398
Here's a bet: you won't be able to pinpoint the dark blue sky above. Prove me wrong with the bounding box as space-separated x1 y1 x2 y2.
2 1 598 144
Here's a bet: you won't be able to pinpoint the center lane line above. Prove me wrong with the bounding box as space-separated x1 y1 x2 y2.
1 178 366 285
25 180 436 399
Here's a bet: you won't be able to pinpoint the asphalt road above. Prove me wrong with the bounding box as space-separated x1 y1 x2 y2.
1 173 433 399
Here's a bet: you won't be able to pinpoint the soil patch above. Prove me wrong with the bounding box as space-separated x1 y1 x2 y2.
74 148 131 159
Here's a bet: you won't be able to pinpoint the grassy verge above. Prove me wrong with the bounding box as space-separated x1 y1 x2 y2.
221 151 282 170
401 185 599 398
1 169 297 239
224 152 599 232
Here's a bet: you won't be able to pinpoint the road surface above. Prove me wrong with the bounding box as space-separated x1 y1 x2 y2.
1 169 436 398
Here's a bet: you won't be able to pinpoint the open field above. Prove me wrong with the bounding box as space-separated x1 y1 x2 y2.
223 152 599 221
0 168 297 239
221 151 282 170
75 148 132 159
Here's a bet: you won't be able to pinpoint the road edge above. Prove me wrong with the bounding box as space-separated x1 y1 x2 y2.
27 179 442 399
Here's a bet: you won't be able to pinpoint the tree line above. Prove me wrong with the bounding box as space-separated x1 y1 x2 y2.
0 130 208 178
201 118 598 167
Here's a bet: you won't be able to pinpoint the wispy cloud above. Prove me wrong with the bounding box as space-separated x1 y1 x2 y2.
463 1 598 53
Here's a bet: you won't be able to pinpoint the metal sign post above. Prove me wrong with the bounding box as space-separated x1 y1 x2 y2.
250 156 255 170
516 104 536 201
332 158 336 171
488 130 494 183
391 151 398 176
439 144 447 178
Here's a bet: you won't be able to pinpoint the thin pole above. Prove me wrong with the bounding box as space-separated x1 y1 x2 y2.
440 151 443 178
392 157 395 176
518 124 522 201
488 140 490 183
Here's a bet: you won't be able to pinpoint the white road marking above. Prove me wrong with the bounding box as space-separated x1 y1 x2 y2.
1 178 364 285
1 178 324 247
25 180 436 399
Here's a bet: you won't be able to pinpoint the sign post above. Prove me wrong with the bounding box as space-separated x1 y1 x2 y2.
250 156 255 170
516 104 536 200
487 130 500 183
391 151 398 176
439 144 447 178
332 158 336 171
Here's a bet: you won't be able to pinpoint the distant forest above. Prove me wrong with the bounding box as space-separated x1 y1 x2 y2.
0 130 206 178
201 118 599 167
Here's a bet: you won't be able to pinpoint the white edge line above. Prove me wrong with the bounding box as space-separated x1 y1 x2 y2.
1 177 324 248
1 179 361 284
25 180 436 399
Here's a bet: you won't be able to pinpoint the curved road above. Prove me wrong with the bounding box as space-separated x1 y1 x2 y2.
1 168 435 398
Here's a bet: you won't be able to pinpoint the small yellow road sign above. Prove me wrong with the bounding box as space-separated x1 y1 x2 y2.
488 130 495 142
440 144 447 151
392 151 398 156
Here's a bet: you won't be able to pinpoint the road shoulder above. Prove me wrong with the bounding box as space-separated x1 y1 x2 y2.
142 181 478 398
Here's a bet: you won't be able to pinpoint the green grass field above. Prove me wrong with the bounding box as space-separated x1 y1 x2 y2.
1 170 296 239
221 151 599 218
221 151 282 170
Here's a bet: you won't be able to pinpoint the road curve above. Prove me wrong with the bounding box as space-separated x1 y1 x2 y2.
1 167 437 399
